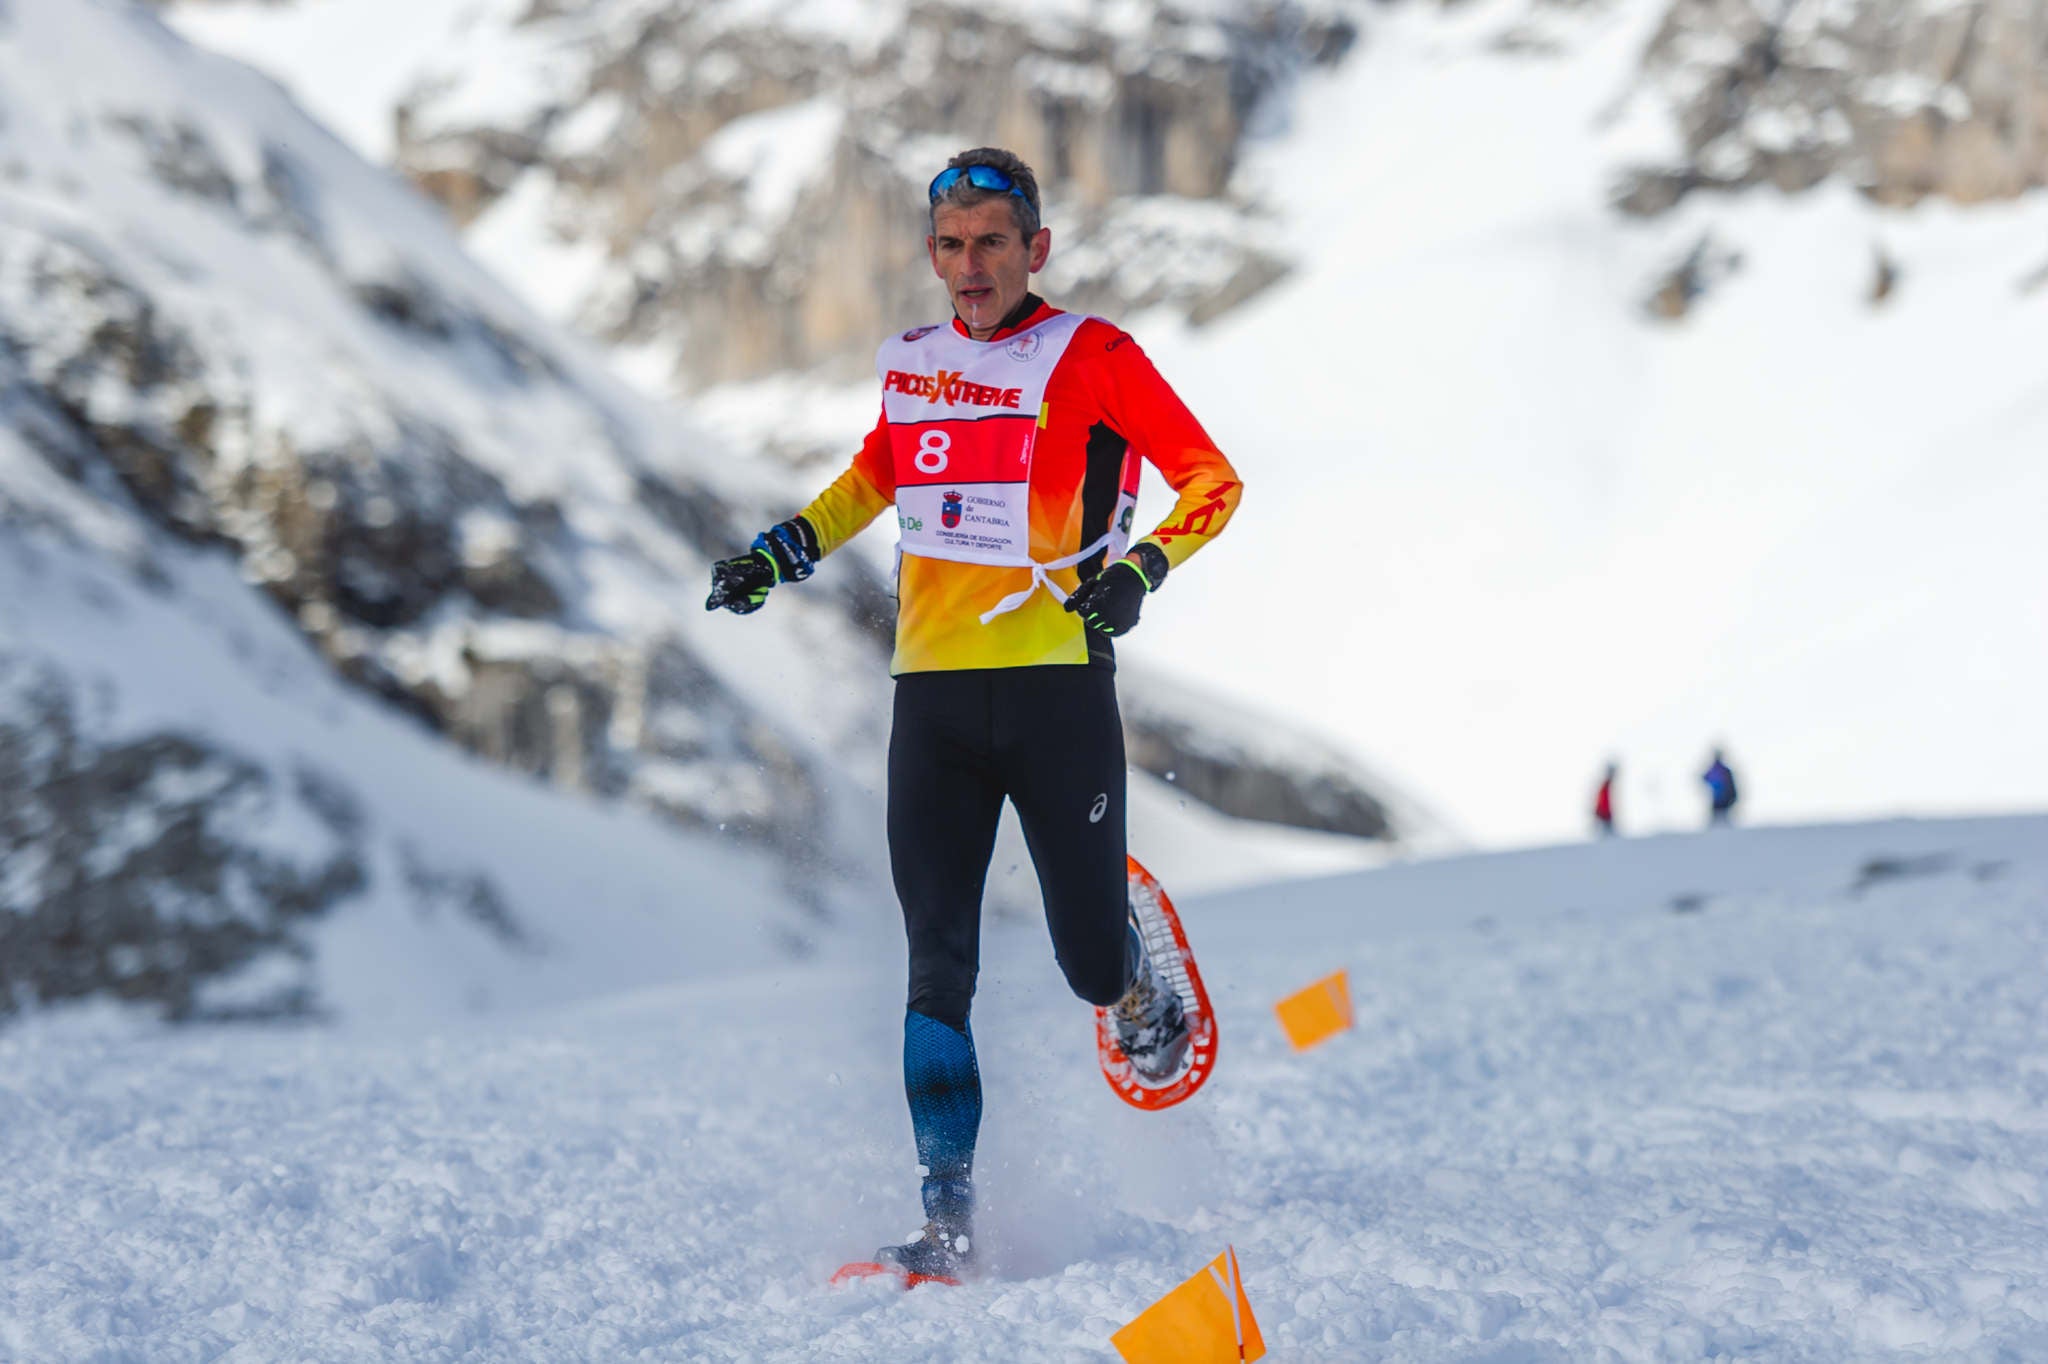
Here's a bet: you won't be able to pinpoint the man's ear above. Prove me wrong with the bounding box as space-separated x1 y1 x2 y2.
927 235 943 278
1028 227 1052 274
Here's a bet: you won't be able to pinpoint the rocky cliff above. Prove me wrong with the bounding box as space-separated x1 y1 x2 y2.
0 0 896 1018
3 1 1419 1021
1614 0 2048 214
184 0 1359 390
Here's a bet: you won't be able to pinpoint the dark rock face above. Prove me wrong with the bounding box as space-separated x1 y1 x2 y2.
1616 0 2048 214
0 658 367 1020
1643 231 1743 320
1123 705 1395 842
1 219 826 849
422 630 826 846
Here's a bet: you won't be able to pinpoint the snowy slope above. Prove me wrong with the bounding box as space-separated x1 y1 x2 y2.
0 423 826 1026
1127 0 2048 845
0 0 895 1020
1 0 1410 1020
2 811 2044 1359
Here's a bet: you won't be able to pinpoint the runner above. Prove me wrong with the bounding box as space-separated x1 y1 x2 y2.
707 147 1243 1281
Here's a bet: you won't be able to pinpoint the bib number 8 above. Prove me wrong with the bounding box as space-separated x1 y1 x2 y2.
915 430 950 474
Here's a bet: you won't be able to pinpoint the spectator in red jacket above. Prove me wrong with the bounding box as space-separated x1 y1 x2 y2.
1593 761 1619 837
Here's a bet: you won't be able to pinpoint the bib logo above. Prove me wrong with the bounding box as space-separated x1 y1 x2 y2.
902 325 941 342
941 491 964 529
1005 332 1043 362
883 369 1024 409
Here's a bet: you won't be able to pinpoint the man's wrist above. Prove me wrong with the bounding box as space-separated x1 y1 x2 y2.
1123 541 1169 592
753 516 821 584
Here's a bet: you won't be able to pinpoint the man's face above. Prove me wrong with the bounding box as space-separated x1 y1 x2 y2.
927 199 1051 340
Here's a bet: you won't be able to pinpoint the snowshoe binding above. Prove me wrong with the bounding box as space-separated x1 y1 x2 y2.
1113 929 1190 1081
830 1217 971 1289
1095 856 1217 1111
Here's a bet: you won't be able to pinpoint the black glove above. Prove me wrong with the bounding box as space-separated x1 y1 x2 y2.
1064 542 1168 636
705 552 775 614
706 517 819 614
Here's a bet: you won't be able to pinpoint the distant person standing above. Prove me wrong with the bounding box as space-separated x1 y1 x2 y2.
1593 761 1618 837
1702 748 1740 826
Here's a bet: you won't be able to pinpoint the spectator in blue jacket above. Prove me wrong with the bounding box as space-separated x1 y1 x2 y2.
1702 748 1740 826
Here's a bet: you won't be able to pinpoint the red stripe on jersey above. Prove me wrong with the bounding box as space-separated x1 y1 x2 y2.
891 415 1035 488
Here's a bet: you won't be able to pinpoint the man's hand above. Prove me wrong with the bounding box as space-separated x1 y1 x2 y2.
706 517 820 614
1064 543 1168 637
706 551 776 614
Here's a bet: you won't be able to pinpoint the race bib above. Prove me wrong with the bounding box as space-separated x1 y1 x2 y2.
877 312 1087 567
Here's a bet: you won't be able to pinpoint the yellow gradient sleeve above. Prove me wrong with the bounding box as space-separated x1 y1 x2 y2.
797 412 896 557
799 463 891 556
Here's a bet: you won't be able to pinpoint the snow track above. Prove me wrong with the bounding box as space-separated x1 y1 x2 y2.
3 815 2045 1360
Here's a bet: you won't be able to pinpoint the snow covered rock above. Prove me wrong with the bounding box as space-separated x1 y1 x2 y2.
170 0 1360 388
0 0 1414 1018
0 654 368 1020
1615 0 2048 213
1121 666 1450 843
0 0 883 848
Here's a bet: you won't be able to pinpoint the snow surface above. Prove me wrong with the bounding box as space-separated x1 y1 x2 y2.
3 812 2045 1360
166 0 540 161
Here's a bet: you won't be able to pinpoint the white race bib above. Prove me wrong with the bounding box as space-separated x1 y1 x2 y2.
878 312 1085 568
877 313 1116 621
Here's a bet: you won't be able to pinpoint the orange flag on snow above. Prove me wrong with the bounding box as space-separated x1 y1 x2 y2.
1111 1245 1265 1363
1275 969 1354 1051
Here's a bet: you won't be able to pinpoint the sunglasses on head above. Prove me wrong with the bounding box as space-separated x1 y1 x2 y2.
928 164 1031 206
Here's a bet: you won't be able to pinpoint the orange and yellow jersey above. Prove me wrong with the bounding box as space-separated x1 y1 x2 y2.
797 298 1242 674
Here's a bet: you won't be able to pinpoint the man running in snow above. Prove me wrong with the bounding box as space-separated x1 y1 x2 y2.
706 147 1242 1280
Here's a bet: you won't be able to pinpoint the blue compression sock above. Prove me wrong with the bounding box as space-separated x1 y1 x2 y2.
903 1010 982 1225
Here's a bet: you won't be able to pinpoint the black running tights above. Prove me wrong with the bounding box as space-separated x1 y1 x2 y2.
888 666 1133 1029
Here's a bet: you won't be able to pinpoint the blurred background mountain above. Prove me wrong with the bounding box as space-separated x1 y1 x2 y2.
0 0 1424 1025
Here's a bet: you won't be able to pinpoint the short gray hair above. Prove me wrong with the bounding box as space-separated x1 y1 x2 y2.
927 146 1042 240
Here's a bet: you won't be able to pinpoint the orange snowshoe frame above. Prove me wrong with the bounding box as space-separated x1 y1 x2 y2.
828 1261 959 1290
1096 855 1217 1111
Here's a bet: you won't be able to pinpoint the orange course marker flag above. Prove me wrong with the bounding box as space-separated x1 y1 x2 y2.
1274 969 1354 1052
1111 1245 1266 1364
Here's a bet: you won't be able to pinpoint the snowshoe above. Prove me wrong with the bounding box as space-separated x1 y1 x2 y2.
829 1218 971 1289
1095 856 1217 1111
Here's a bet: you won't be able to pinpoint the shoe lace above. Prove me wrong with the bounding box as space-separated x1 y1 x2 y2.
1113 965 1159 1024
